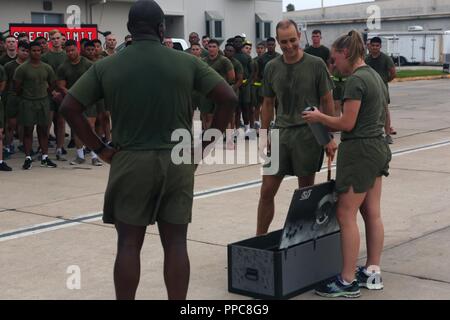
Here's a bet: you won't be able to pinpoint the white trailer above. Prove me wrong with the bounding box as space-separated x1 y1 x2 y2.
368 30 450 66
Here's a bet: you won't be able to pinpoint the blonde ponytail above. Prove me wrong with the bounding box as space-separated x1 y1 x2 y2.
332 30 365 66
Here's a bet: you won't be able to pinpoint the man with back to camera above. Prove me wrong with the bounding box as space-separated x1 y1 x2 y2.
60 0 237 300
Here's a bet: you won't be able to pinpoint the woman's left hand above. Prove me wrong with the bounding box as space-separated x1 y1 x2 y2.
302 108 323 123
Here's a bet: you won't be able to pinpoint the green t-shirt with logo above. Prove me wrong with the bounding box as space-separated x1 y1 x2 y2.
69 37 226 151
304 45 330 65
42 51 66 72
365 52 395 84
262 53 334 128
202 55 234 81
14 61 56 100
57 57 93 89
341 65 388 140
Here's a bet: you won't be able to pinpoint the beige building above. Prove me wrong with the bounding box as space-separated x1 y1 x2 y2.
0 0 283 50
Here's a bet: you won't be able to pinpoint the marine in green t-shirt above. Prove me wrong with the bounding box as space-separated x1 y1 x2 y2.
365 37 397 143
200 39 235 129
42 51 66 73
304 45 330 65
304 30 330 65
257 21 336 236
14 41 57 169
14 60 55 100
0 64 12 171
60 1 237 301
0 64 7 130
263 53 334 128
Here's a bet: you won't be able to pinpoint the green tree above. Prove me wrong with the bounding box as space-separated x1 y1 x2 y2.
286 3 295 12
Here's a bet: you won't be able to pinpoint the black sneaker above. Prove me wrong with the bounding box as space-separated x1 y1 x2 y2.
3 148 11 160
315 275 361 298
67 139 75 149
355 266 384 290
49 134 56 142
23 158 33 170
61 147 68 155
0 162 12 171
41 157 57 168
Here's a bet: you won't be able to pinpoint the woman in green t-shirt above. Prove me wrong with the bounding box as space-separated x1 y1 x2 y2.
303 30 391 298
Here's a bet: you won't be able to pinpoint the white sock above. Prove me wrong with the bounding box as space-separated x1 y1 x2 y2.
91 151 98 159
255 120 260 126
42 154 48 160
0 160 3 164
245 124 250 131
26 156 32 160
77 148 85 159
56 148 62 154
339 275 353 286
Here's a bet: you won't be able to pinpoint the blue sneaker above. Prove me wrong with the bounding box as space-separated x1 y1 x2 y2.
356 266 384 290
315 275 361 298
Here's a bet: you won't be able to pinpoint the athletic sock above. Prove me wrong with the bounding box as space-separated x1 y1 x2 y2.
77 148 85 159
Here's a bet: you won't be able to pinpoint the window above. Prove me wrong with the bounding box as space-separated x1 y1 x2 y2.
214 21 222 39
205 11 224 40
31 12 64 24
264 22 271 39
255 13 272 41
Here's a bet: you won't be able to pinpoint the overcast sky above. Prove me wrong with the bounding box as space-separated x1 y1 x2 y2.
282 0 374 11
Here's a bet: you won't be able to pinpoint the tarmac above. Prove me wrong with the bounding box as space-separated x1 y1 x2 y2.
0 78 450 300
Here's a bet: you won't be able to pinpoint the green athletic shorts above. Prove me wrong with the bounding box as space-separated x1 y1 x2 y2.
0 100 4 129
263 125 324 177
336 137 391 194
103 150 195 226
18 98 51 127
6 94 20 119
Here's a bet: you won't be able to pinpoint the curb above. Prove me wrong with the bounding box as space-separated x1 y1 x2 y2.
392 75 450 82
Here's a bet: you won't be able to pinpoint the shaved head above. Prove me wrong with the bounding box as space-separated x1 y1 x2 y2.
127 0 165 39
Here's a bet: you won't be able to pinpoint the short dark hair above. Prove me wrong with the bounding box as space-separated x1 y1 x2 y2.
275 20 299 36
65 39 77 48
257 41 266 47
35 36 47 42
127 0 164 36
18 40 30 50
18 32 27 38
5 35 16 41
29 41 42 49
312 29 322 35
80 38 90 46
266 37 276 43
208 39 220 46
92 39 102 45
202 35 210 40
85 40 95 48
191 42 201 47
370 37 382 44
